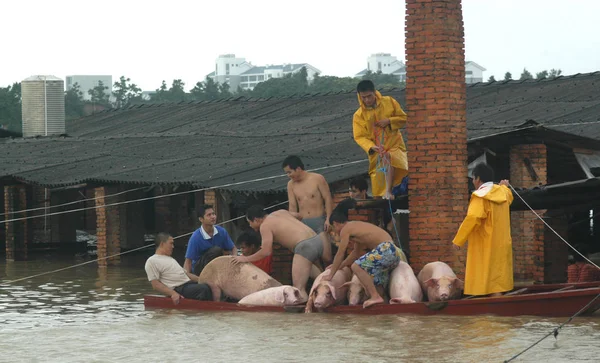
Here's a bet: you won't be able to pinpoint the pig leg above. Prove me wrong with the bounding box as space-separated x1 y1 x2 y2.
351 264 384 308
207 283 222 302
292 254 313 303
304 293 315 313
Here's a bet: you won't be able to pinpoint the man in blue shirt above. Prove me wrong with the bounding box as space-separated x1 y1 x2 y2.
183 204 237 273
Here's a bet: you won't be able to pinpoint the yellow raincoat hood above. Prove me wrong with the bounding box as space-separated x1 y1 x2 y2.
356 90 383 109
473 182 510 204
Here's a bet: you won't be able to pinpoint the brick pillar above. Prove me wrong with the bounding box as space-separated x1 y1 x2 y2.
4 185 28 261
510 144 547 283
204 190 217 215
94 187 121 266
405 0 468 275
30 186 51 244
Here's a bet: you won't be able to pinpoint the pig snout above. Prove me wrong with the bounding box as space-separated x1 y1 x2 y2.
314 295 333 309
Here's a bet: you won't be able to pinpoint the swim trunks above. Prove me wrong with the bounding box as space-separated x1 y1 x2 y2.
293 234 324 262
302 215 327 233
355 241 401 288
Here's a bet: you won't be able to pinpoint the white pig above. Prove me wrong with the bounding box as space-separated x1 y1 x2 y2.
389 261 422 304
417 261 464 302
238 286 303 306
342 274 368 306
305 267 352 313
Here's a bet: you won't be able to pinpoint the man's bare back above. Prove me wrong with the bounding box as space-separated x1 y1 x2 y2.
263 210 316 250
288 172 328 219
343 221 393 251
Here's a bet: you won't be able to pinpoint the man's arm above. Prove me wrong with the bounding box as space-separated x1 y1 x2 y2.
324 229 350 281
235 225 274 263
183 258 193 273
287 181 299 214
150 280 182 305
185 271 199 282
317 174 333 231
339 247 361 269
452 197 486 247
222 229 238 256
353 113 376 153
388 98 407 131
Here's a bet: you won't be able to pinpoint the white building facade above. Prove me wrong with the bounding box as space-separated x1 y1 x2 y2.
355 54 486 84
207 54 320 91
65 75 113 101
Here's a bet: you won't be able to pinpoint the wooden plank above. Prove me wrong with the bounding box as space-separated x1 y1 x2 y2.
551 285 575 293
504 288 528 296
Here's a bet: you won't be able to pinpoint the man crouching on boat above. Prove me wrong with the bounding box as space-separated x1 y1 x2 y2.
144 233 212 305
323 199 402 308
234 205 325 302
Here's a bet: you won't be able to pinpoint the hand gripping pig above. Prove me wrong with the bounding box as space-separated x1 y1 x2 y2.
417 261 464 302
305 266 352 313
342 274 368 306
238 286 303 307
389 261 423 304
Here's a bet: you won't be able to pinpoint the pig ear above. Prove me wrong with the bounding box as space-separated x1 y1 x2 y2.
424 278 438 288
326 282 337 300
454 278 465 290
277 290 286 304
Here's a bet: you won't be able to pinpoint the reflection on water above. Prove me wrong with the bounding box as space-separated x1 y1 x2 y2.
0 254 599 363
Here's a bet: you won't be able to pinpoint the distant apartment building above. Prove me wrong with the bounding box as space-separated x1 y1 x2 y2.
355 53 406 82
355 54 486 84
206 54 321 91
65 75 113 101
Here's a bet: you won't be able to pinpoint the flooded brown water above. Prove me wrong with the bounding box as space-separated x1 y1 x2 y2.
1 254 599 363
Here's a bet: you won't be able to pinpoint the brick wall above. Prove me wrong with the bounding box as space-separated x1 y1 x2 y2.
95 186 120 266
30 186 51 244
405 0 468 276
4 185 28 261
510 144 547 282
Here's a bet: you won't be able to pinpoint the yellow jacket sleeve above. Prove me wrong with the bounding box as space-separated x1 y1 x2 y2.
389 98 407 131
353 113 375 153
452 196 486 247
501 185 514 205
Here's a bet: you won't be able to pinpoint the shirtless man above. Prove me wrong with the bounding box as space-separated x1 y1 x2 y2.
324 200 403 308
283 155 333 234
233 205 330 301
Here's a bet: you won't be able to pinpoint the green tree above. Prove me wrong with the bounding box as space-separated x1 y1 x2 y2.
112 76 142 108
219 82 231 98
152 80 169 102
252 68 311 98
168 79 187 102
520 68 533 80
64 82 86 119
191 77 221 101
504 72 513 81
548 69 563 79
0 82 22 132
487 75 496 82
309 74 357 93
87 81 110 106
536 70 548 80
362 70 403 88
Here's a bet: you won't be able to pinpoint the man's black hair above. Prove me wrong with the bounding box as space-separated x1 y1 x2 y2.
357 80 375 93
472 163 494 183
154 232 171 249
350 176 368 192
282 155 305 170
246 204 267 221
198 204 214 218
329 198 357 224
194 246 224 275
237 231 261 249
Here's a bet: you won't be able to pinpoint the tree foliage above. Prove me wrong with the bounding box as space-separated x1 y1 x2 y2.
520 68 533 80
0 82 22 132
487 75 496 82
88 81 111 106
504 72 513 81
113 76 142 108
65 82 86 120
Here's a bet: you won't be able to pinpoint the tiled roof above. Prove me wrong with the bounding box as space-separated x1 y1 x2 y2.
1 72 599 190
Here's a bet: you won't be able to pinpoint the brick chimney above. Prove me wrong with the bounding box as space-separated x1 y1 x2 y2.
405 0 468 274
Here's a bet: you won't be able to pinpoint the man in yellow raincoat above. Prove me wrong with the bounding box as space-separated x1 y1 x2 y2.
452 163 514 296
352 80 408 199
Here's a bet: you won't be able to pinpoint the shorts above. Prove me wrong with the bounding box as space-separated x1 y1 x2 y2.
302 215 326 233
293 234 324 263
354 241 401 288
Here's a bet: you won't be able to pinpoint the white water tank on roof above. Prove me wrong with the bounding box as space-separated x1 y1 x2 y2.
21 75 65 137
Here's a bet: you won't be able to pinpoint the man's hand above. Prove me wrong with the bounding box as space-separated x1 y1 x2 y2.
499 179 510 187
324 220 331 232
452 244 461 251
375 118 391 128
233 256 248 264
321 270 333 282
171 292 182 305
325 264 332 270
369 145 383 154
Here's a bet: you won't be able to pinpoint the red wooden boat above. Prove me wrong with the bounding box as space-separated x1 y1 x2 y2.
143 281 600 317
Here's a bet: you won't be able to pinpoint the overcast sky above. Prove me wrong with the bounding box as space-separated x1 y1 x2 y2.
2 0 599 91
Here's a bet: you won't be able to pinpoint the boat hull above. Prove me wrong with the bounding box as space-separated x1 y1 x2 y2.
143 282 600 317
